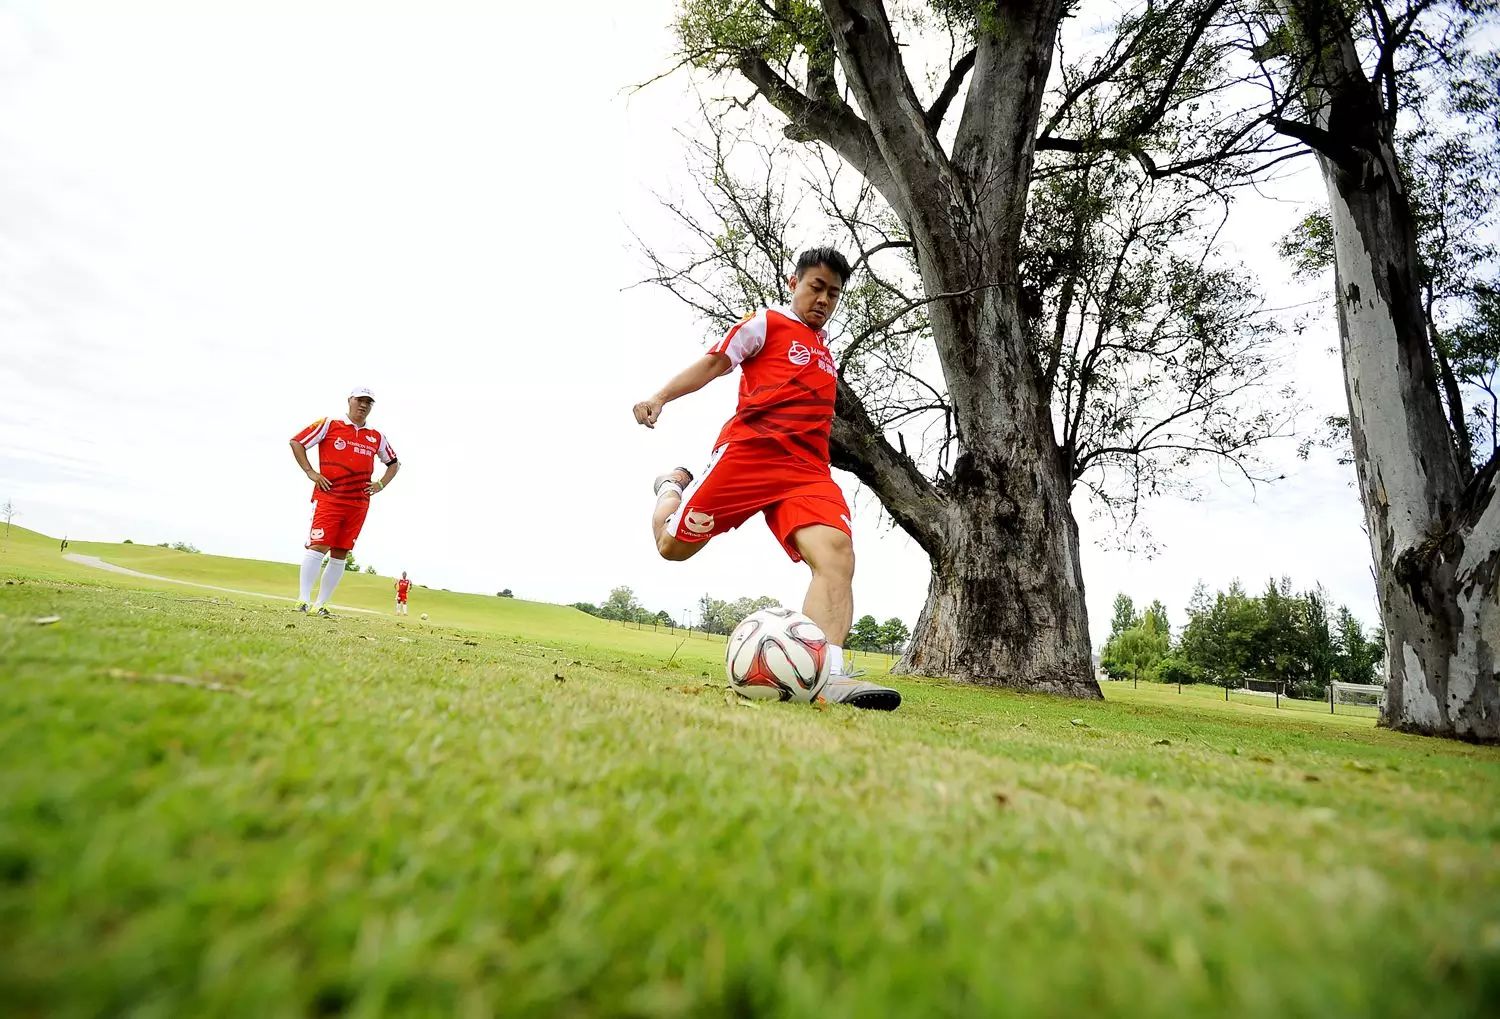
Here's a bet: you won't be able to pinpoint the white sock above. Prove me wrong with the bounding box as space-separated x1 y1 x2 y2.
829 644 845 676
298 549 325 603
314 556 347 607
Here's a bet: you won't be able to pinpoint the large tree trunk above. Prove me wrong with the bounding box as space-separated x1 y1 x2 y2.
747 0 1099 697
900 448 1097 696
1280 2 1500 741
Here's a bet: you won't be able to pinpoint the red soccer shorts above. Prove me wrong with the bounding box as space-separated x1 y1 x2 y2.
665 442 851 562
306 497 370 551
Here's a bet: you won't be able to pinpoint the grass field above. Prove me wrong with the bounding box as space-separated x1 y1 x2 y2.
2 524 1498 1017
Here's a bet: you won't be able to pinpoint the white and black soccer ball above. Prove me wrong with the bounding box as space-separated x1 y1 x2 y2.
725 607 831 703
420 613 429 621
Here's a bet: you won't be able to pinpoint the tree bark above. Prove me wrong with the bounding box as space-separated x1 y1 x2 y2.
808 0 1098 695
899 443 1098 696
1278 1 1500 741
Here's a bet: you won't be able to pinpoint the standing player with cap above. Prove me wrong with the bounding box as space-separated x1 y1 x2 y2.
289 387 400 616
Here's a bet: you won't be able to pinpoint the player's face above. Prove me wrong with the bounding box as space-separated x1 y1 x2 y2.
347 396 374 425
789 264 843 329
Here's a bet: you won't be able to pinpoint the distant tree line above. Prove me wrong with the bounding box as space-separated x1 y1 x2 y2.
573 587 776 633
575 586 913 651
158 541 201 554
1100 581 1384 699
846 615 911 656
573 586 681 628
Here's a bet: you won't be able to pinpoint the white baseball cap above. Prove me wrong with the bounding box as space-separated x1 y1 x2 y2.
348 386 376 401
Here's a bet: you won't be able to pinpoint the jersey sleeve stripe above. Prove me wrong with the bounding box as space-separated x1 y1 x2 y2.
709 311 768 366
292 417 331 447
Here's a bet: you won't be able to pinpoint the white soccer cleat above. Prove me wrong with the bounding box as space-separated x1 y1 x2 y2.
820 673 902 711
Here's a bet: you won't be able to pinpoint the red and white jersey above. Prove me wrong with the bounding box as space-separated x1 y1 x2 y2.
707 306 837 464
291 416 398 502
396 578 412 598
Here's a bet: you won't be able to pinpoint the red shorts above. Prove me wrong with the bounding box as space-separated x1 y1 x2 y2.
665 442 851 562
397 593 408 603
306 497 370 551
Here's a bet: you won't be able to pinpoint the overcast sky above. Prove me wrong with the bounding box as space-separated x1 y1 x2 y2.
0 0 1379 646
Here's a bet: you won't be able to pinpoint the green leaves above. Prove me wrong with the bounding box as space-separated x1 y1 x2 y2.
675 0 823 70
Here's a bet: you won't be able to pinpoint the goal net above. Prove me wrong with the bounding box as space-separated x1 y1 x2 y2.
1331 681 1386 714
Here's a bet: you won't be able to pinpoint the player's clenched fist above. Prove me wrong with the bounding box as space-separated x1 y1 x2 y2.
634 397 664 428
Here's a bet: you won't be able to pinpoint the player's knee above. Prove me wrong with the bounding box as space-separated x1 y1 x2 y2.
807 532 854 578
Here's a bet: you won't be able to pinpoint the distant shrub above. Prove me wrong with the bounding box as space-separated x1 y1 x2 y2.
365 565 376 574
498 588 514 598
1156 658 1201 686
169 541 200 554
123 539 133 544
571 602 600 616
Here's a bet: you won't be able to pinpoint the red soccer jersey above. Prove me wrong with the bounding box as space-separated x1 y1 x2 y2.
291 416 398 502
707 306 837 464
396 578 411 598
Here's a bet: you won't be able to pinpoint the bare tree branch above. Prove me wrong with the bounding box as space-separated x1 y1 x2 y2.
925 47 977 132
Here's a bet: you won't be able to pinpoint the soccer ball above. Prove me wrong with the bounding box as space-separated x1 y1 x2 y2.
725 608 831 702
420 613 429 620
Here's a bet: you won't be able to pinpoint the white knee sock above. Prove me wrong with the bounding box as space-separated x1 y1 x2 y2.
314 556 347 607
298 550 325 603
829 644 845 676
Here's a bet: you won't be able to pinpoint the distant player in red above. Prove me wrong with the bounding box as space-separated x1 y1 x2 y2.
289 386 400 616
395 572 412 615
632 248 899 710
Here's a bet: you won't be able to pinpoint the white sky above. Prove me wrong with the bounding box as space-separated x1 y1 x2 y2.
0 0 1379 646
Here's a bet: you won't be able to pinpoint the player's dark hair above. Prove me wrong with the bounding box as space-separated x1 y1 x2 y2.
794 247 852 286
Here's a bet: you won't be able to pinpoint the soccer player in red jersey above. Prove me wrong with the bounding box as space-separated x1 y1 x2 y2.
289 387 400 616
632 248 900 710
395 572 412 615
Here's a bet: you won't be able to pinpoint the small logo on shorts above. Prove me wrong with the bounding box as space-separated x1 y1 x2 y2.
788 341 811 366
684 510 715 535
310 527 325 539
334 438 346 450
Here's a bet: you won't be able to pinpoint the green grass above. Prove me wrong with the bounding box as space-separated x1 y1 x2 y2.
2 526 1498 1017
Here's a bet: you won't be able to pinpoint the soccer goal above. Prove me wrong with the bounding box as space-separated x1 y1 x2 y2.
1330 681 1386 715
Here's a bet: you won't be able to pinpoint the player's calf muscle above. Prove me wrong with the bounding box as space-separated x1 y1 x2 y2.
656 533 701 561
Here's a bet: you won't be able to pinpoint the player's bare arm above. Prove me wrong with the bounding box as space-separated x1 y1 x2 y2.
366 460 400 496
289 440 332 491
633 353 732 428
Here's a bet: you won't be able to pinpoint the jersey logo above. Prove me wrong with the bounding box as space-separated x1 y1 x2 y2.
684 510 715 535
788 341 811 366
366 435 377 441
310 527 325 540
333 438 346 450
